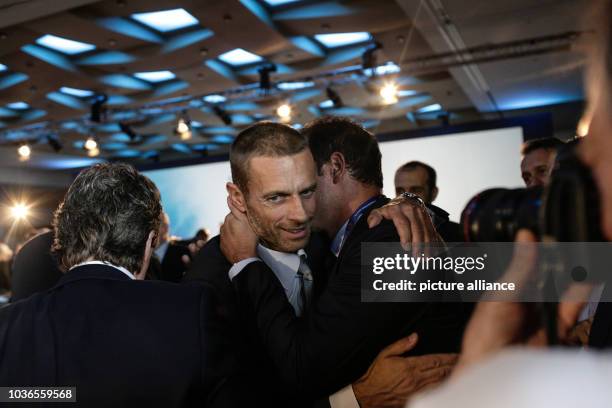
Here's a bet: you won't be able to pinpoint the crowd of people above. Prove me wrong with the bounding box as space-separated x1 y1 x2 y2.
0 0 610 406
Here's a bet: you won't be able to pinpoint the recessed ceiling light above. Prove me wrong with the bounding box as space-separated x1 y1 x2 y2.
397 89 419 97
60 86 95 97
218 48 263 66
262 0 301 6
133 70 176 82
417 103 442 113
0 63 7 72
277 81 315 91
131 8 199 32
314 32 371 48
203 94 227 104
364 62 400 77
7 102 29 110
35 34 96 55
319 99 334 109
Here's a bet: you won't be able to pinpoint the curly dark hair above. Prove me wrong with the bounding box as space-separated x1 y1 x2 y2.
52 162 162 274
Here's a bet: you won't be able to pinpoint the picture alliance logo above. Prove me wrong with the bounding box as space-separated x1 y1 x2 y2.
372 253 488 275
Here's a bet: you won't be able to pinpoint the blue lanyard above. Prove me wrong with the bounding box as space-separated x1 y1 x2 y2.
332 195 381 256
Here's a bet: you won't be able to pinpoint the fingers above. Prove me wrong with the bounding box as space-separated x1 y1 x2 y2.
379 333 419 358
503 229 538 286
414 353 458 371
367 210 383 228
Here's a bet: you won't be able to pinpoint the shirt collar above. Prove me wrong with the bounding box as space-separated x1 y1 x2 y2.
331 195 381 256
70 260 136 280
257 244 308 291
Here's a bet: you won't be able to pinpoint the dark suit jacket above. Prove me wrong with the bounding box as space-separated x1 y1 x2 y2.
183 233 330 407
0 264 246 408
232 196 464 398
589 284 612 349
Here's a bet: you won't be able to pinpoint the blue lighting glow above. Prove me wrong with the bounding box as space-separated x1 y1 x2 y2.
218 48 263 66
134 70 176 82
7 102 29 110
38 157 103 170
131 8 199 32
397 89 420 97
60 86 94 97
314 32 371 48
319 99 334 109
263 0 301 5
277 81 314 91
35 34 96 55
364 62 400 77
417 103 442 113
0 64 6 71
211 135 234 144
203 94 227 104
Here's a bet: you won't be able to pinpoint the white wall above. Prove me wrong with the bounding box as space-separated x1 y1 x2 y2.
380 126 525 221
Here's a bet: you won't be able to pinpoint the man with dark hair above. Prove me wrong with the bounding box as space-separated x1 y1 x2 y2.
394 161 464 242
520 137 564 188
217 117 462 406
0 163 245 407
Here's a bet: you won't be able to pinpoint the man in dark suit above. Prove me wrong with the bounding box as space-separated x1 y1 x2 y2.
202 119 461 406
0 163 245 408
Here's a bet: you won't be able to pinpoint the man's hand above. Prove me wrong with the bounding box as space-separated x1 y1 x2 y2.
220 197 258 263
456 229 590 373
353 333 457 408
367 195 443 253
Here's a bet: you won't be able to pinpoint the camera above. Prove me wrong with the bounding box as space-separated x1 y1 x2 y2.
461 139 604 243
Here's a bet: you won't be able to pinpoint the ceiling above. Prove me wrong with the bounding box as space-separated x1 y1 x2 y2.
0 0 588 176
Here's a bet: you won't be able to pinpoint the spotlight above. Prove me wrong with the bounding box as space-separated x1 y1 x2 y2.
84 137 98 151
380 82 398 105
258 64 277 93
175 113 192 140
212 106 233 125
46 135 63 152
10 203 29 220
87 147 100 157
17 144 31 161
326 87 343 108
90 94 108 123
276 104 291 122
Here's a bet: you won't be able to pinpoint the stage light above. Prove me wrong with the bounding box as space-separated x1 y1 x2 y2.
380 82 398 104
258 64 277 93
84 137 98 151
10 203 29 220
47 135 63 152
90 94 108 123
17 144 31 161
326 87 343 108
276 104 291 121
175 116 192 140
87 147 100 157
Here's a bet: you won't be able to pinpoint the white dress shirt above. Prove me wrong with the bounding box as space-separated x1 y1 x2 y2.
70 260 136 280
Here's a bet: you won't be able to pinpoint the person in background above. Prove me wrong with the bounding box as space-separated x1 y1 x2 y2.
0 242 13 304
9 230 62 302
394 161 463 242
520 137 564 188
148 212 191 282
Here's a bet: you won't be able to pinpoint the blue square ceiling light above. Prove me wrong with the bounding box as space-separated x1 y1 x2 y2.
218 48 263 66
314 32 372 48
417 103 442 113
133 70 176 82
203 94 227 104
36 34 96 55
7 102 29 110
131 8 199 32
0 63 7 71
262 0 301 6
60 86 94 97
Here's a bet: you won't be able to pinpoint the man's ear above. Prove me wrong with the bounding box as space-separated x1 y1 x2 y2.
226 182 247 213
431 186 439 203
136 230 156 280
329 152 347 184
